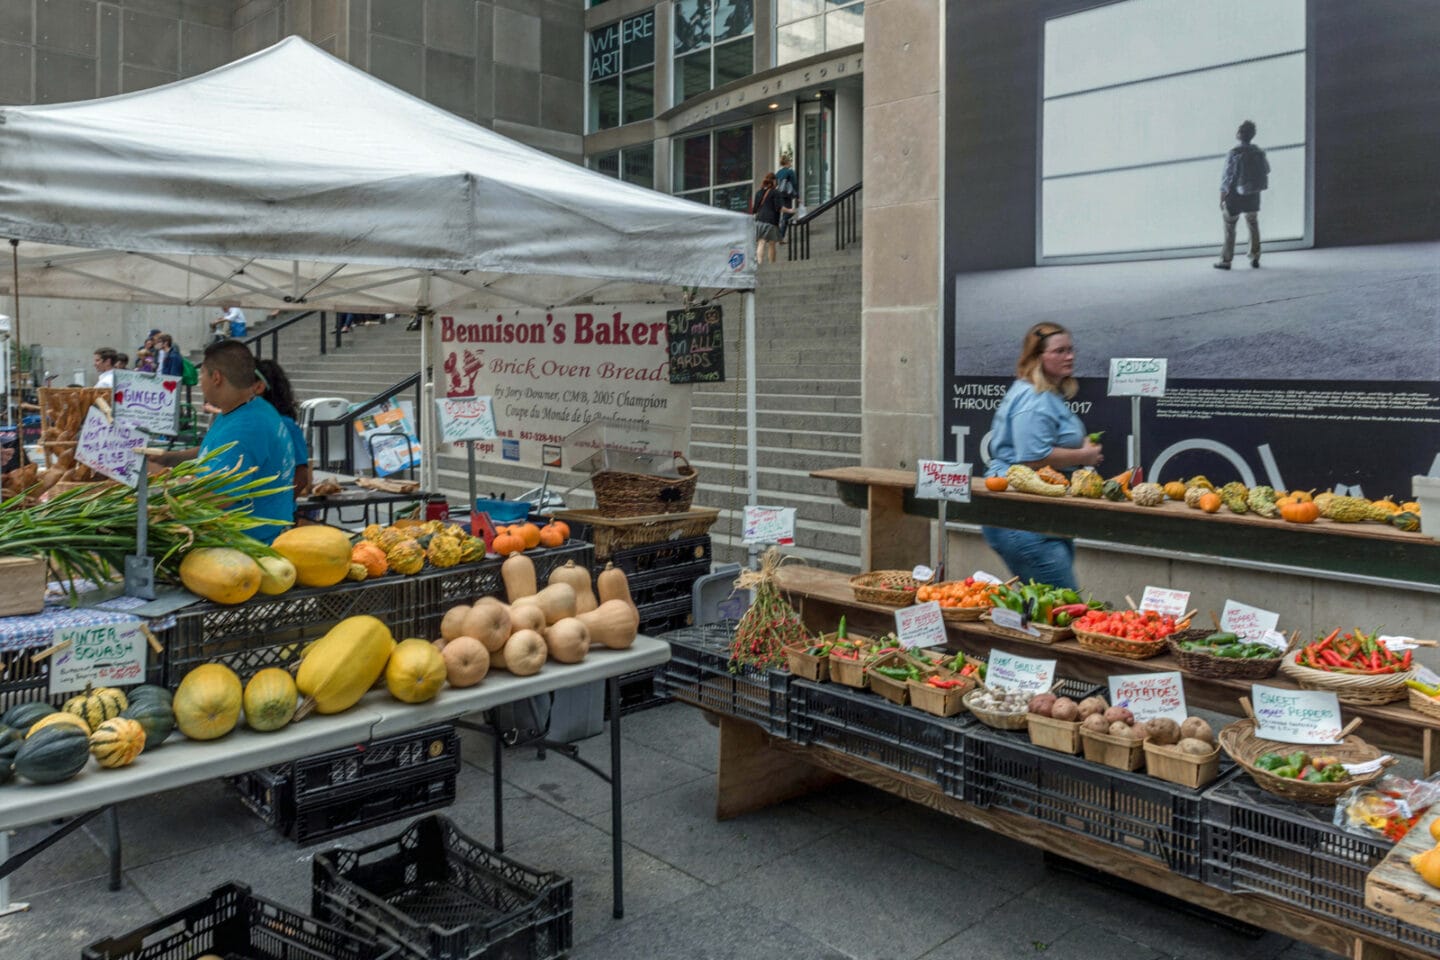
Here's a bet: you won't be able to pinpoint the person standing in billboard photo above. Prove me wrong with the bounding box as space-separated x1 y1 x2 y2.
1214 120 1270 270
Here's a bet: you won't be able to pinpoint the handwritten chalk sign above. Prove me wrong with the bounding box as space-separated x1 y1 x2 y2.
895 601 947 649
76 405 145 488
989 607 1039 637
1107 358 1167 397
435 396 498 443
986 651 1055 695
665 305 725 384
915 460 971 503
1220 600 1279 642
48 621 147 695
1139 586 1189 618
1252 684 1344 744
1109 671 1187 723
742 505 795 545
112 369 180 436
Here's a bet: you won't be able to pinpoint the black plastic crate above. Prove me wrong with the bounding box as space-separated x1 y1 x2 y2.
655 622 790 735
789 679 970 791
626 561 711 609
84 882 395 960
1201 776 1440 954
962 723 1231 879
313 815 573 960
230 725 460 844
414 541 594 636
604 666 672 718
603 535 711 578
637 595 695 635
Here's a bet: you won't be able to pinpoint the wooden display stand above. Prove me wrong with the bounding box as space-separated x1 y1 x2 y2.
1366 809 1440 936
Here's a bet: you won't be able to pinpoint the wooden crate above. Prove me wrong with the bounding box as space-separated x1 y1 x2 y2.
0 556 46 617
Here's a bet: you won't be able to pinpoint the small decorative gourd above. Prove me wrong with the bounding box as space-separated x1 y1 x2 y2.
90 717 147 768
63 685 129 730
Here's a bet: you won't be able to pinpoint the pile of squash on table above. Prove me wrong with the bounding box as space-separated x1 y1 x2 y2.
0 553 640 788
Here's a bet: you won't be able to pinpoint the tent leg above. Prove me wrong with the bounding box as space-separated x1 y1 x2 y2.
744 290 758 569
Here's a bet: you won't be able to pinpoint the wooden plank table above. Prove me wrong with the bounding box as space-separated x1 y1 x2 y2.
773 564 1440 774
810 466 1440 586
1367 809 1440 934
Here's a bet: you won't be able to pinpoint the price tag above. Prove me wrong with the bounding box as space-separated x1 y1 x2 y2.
112 369 180 436
1254 630 1290 652
1378 635 1418 652
742 505 796 545
911 564 934 583
989 607 1039 637
435 396 498 442
987 651 1056 694
1343 757 1393 776
895 601 947 649
1415 664 1440 688
76 405 146 488
1106 358 1167 397
1139 586 1189 618
1220 600 1279 642
1252 684 1344 744
915 460 972 503
972 570 1003 584
48 621 148 695
1108 671 1187 723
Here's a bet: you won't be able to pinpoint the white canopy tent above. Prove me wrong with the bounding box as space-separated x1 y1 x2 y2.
0 37 759 506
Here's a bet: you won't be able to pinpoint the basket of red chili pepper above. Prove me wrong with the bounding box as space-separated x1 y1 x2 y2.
908 652 986 717
1071 609 1189 660
1279 628 1415 705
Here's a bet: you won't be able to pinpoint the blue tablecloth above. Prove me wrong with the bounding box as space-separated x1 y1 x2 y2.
0 605 142 653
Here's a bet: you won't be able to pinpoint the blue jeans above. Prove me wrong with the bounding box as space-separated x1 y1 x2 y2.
981 527 1077 590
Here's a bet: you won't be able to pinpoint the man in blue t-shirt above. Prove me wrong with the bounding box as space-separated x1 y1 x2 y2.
153 340 294 543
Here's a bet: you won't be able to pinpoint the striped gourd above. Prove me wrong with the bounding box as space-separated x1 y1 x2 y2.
63 685 129 730
89 717 147 768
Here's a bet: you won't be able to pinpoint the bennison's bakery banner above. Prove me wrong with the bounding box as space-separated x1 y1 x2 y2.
942 0 1439 494
434 305 691 469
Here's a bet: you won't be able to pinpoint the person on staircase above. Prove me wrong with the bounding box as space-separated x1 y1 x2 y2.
751 172 794 265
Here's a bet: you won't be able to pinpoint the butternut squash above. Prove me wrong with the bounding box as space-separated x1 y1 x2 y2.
442 636 490 687
462 597 512 653
595 562 634 607
512 582 576 625
508 602 547 634
544 618 590 664
501 553 537 602
294 615 396 719
503 629 548 677
578 600 639 650
548 561 597 614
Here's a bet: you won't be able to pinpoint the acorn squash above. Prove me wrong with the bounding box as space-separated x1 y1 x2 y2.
179 547 264 604
271 525 353 587
125 684 173 706
0 738 20 785
15 723 91 784
90 717 146 768
63 685 129 730
3 701 59 730
173 663 243 741
243 667 299 731
29 711 91 737
121 697 175 749
294 615 396 718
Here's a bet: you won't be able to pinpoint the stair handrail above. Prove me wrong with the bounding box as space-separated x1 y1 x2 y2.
309 370 426 475
791 180 862 228
787 181 862 262
243 310 339 362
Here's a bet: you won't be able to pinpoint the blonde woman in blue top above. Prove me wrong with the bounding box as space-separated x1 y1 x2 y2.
982 323 1103 590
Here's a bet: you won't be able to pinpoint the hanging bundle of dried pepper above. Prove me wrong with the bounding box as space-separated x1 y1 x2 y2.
728 547 807 672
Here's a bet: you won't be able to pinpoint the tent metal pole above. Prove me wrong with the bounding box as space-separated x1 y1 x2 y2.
744 290 758 569
418 275 437 494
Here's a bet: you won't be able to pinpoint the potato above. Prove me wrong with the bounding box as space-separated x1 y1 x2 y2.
1077 696 1109 719
1050 697 1079 722
1108 720 1134 737
1028 693 1057 717
1144 717 1181 746
1081 714 1110 734
1180 717 1215 745
1178 737 1215 756
1120 724 1147 740
1103 706 1134 725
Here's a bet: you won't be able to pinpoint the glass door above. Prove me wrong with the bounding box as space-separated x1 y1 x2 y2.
797 99 833 207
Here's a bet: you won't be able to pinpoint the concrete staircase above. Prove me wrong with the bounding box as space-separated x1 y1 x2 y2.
276 249 865 573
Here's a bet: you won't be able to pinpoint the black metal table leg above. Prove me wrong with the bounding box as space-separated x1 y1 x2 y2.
609 676 624 919
105 806 121 891
493 719 505 853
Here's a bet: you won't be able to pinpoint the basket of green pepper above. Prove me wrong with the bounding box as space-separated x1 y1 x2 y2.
981 581 1102 643
1168 627 1292 680
868 650 935 706
1219 717 1393 804
828 634 900 689
787 616 861 682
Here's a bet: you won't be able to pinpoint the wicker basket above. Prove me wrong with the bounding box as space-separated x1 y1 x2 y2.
551 507 718 559
1080 727 1147 771
962 688 1030 730
980 612 1072 644
908 672 975 717
785 640 831 683
590 455 699 517
1073 627 1168 660
1166 628 1288 679
1219 718 1393 804
1278 658 1413 706
1408 686 1440 720
941 604 989 622
849 570 922 607
1143 740 1222 789
1027 713 1082 754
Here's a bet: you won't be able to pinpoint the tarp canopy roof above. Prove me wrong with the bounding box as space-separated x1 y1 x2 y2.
0 36 755 313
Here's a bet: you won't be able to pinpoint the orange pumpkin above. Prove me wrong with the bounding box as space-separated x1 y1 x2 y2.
1198 492 1222 513
1280 500 1320 523
493 531 524 556
549 519 570 539
983 476 1009 492
351 541 389 578
517 522 542 550
538 524 566 548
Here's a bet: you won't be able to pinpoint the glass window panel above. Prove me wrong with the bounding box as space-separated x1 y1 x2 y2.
1043 53 1305 177
714 125 753 185
776 18 823 66
622 68 655 124
677 133 712 192
713 0 754 42
622 149 654 188
676 188 711 205
778 0 823 23
1044 0 1305 98
593 152 620 178
674 0 713 54
588 76 620 131
713 183 752 212
622 11 655 68
713 37 752 88
588 22 622 81
825 4 863 49
674 49 712 103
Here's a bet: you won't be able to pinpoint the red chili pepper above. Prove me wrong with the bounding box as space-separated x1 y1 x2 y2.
1402 650 1413 669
